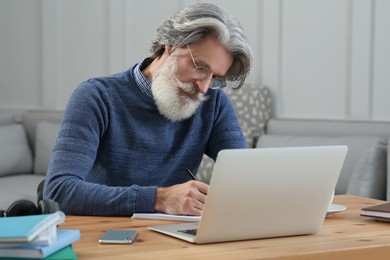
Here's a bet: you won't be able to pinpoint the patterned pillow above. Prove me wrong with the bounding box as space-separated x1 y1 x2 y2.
197 84 273 183
224 84 272 148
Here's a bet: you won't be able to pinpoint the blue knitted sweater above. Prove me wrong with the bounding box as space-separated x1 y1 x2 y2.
44 64 247 216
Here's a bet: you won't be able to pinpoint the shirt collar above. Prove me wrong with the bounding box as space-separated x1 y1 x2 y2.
133 57 154 98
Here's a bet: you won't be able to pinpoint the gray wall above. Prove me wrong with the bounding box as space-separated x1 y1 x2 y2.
1 0 389 121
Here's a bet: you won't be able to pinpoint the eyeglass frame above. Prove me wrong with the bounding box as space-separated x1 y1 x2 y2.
186 44 227 90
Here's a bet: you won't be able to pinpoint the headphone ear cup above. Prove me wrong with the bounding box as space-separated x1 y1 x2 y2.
6 200 40 217
38 199 60 214
0 209 6 217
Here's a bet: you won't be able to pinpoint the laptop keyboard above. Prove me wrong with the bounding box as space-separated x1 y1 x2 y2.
178 228 198 236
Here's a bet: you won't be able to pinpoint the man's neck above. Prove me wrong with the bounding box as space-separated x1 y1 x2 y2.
142 51 170 81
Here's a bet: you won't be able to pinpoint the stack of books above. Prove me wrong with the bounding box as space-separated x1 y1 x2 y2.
0 212 80 259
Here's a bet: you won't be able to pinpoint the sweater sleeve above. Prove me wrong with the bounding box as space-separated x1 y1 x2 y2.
43 82 157 216
205 91 248 160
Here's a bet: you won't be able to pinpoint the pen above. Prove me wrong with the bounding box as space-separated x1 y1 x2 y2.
186 169 197 181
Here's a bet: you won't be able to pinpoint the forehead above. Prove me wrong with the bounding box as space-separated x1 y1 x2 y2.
189 37 233 76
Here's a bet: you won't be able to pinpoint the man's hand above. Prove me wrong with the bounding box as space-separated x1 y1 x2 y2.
155 181 209 216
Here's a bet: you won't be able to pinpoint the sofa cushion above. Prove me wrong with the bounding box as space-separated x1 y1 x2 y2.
346 142 387 199
0 124 33 176
22 110 64 152
34 121 60 175
256 135 387 199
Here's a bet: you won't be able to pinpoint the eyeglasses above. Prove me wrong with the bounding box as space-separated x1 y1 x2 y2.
186 44 227 90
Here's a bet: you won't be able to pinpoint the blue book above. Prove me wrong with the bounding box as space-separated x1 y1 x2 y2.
0 229 80 259
0 212 65 243
0 245 77 260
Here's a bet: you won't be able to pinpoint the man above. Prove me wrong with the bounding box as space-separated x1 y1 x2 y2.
44 3 252 216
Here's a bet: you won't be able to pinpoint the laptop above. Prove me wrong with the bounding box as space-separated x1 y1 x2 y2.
149 145 348 244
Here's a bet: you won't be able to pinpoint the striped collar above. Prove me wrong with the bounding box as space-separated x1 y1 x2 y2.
133 57 154 98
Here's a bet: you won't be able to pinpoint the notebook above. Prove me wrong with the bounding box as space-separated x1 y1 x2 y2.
0 212 65 244
149 146 348 244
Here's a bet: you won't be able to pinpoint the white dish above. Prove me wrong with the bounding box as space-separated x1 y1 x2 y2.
326 204 347 217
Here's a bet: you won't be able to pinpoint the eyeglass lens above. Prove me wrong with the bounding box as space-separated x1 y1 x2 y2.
187 44 229 90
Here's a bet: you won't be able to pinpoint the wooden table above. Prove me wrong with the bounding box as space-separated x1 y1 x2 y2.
60 195 390 259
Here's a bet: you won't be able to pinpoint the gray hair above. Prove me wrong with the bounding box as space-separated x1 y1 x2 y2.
150 3 252 88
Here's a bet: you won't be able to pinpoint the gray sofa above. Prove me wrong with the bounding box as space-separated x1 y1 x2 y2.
1 88 389 211
0 110 63 210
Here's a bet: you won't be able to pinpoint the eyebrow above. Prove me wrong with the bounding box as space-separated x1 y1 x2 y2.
195 59 225 78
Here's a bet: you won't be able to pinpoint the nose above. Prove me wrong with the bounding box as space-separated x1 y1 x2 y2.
194 78 212 94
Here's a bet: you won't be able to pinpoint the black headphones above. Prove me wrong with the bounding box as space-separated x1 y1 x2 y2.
0 180 60 217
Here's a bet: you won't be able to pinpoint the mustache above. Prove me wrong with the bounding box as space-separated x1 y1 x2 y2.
177 81 208 102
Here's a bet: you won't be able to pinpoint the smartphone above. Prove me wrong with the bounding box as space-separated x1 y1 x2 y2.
98 230 138 244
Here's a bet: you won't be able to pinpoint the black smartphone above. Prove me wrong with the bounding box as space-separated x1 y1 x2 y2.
98 230 138 244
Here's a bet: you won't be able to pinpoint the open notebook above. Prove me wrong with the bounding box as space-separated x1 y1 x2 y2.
149 146 348 244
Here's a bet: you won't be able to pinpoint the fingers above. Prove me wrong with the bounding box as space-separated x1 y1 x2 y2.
195 181 209 195
155 181 209 216
191 181 208 205
189 206 203 216
185 181 209 212
177 181 207 215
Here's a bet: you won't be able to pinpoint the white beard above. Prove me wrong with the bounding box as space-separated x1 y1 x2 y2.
151 58 208 121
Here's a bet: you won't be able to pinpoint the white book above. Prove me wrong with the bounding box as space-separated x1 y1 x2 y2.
132 213 201 222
